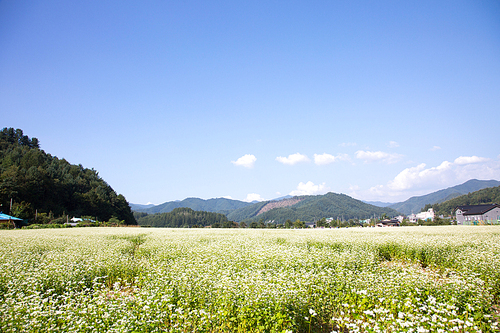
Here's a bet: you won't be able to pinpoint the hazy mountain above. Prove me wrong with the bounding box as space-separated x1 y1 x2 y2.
388 179 500 215
129 203 156 211
363 201 394 207
132 197 253 215
272 195 294 201
227 192 400 223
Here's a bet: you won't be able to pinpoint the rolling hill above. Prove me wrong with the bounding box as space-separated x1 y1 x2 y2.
227 192 400 223
132 197 254 215
387 179 500 215
430 185 500 216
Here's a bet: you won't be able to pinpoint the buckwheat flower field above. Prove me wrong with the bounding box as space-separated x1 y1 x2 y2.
1 227 499 332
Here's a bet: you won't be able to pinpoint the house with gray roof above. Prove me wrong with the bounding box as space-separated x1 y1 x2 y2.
455 204 500 225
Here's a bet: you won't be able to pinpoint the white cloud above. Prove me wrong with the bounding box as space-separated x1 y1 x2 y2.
245 193 265 202
386 156 496 192
221 196 233 200
387 161 453 191
361 155 500 201
313 153 350 165
339 142 357 147
276 153 310 165
231 154 256 168
289 181 329 196
355 150 403 164
388 141 400 148
454 156 490 165
430 146 441 151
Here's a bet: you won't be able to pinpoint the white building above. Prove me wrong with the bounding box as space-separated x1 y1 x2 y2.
415 208 434 221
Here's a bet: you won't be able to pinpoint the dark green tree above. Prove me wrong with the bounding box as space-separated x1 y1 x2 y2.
0 128 136 224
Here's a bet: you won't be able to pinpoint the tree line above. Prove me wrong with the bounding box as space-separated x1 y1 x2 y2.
135 208 232 228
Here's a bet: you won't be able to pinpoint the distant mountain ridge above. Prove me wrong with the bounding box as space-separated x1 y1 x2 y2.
388 179 500 215
430 185 500 216
227 192 400 223
132 179 500 223
130 203 156 211
363 201 394 207
132 197 254 215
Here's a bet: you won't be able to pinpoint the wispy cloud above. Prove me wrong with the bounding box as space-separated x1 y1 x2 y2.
430 146 441 151
231 154 256 168
276 153 310 165
355 150 403 164
313 153 350 165
339 142 357 147
388 141 400 148
289 181 328 196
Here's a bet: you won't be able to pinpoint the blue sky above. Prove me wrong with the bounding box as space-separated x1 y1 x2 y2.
2 0 500 204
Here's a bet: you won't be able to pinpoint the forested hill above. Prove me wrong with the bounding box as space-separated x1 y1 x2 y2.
427 185 500 216
135 207 230 227
227 192 400 223
387 179 500 215
0 128 135 224
133 197 253 215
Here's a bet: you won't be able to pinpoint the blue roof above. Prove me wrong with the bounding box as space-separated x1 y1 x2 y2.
0 213 23 221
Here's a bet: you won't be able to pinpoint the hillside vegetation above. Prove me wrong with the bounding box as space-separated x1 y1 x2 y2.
0 128 135 225
135 197 253 215
426 185 500 216
228 192 400 223
388 179 500 214
135 207 230 227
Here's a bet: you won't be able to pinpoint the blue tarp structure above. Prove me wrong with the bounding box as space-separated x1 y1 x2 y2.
0 212 23 228
0 213 22 221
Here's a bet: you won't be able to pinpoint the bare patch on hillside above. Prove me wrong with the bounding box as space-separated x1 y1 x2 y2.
256 198 303 215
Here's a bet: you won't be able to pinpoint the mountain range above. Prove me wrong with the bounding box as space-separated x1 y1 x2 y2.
131 179 500 222
429 185 500 216
227 193 399 223
133 193 399 224
132 197 254 215
386 179 500 215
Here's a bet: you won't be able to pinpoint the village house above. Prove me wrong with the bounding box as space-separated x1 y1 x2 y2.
455 204 500 225
407 213 418 223
416 208 435 221
407 208 434 223
376 218 400 227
